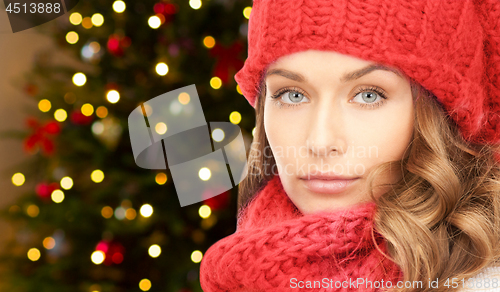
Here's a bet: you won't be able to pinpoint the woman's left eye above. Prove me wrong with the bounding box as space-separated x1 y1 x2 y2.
351 86 388 109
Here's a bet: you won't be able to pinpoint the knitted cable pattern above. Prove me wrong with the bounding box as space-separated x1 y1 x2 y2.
200 176 402 291
234 0 500 145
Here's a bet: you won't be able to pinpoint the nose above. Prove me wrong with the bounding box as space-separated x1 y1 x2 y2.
306 101 348 157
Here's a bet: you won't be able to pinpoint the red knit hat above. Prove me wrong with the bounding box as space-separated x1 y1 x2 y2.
234 0 500 145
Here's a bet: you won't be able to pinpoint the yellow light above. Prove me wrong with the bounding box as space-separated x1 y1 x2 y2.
91 251 105 265
89 284 101 292
69 12 82 25
148 244 161 258
51 190 65 203
106 90 120 103
229 111 242 124
198 205 211 219
81 103 94 116
66 31 79 44
139 279 152 291
148 16 161 29
236 84 243 95
178 92 190 105
210 77 222 89
96 106 108 118
252 127 256 136
43 237 56 250
38 99 51 112
26 205 39 217
243 7 252 19
191 250 203 263
82 17 93 29
72 72 87 86
203 36 215 48
60 176 73 190
155 122 167 135
140 204 153 218
125 208 136 220
189 0 202 9
27 248 41 261
101 206 113 219
113 0 126 13
211 128 224 142
91 13 104 27
198 167 211 181
155 173 167 185
91 170 104 183
11 172 25 186
155 62 169 76
54 109 68 122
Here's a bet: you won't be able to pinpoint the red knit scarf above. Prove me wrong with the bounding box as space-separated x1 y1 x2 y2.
200 175 403 291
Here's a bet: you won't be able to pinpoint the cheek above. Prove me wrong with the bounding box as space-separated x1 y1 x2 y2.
264 105 306 160
354 105 414 162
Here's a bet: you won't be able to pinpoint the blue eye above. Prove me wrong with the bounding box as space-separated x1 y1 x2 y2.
269 85 388 109
351 86 388 109
270 87 309 107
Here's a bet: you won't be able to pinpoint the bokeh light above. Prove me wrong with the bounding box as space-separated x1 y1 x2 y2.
155 62 169 76
91 170 104 183
198 205 211 219
66 31 79 44
191 250 203 263
72 72 87 86
113 0 126 13
155 173 167 185
11 173 25 186
140 204 153 218
38 99 51 112
69 12 82 25
27 248 41 261
54 109 68 122
91 13 104 26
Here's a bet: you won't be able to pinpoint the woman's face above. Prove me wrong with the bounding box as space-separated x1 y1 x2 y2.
263 50 414 214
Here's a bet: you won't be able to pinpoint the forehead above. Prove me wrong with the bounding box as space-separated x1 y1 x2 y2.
264 50 405 82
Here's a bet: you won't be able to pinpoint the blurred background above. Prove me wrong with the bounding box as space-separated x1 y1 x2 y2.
0 0 254 291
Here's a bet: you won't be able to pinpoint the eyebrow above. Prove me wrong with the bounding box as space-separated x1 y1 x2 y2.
264 64 404 84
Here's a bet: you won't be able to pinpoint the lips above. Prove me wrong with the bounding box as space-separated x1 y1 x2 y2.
299 173 359 194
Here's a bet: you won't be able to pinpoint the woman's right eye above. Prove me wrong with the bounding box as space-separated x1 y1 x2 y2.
270 87 310 104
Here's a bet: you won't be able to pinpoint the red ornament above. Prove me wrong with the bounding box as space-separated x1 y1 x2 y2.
24 117 61 156
95 239 125 265
209 40 245 85
35 182 59 201
203 190 230 211
153 3 176 24
70 109 93 125
107 34 131 57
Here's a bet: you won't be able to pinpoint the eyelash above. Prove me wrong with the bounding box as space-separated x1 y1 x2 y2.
269 86 388 109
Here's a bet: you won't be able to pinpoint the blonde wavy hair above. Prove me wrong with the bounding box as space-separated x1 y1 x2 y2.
237 78 500 291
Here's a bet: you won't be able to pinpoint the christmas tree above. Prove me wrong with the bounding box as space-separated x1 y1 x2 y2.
0 0 254 291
